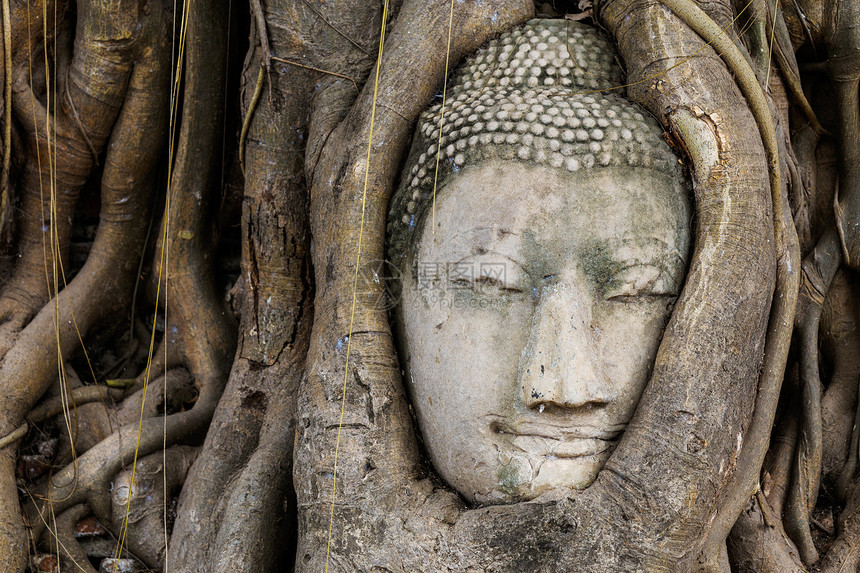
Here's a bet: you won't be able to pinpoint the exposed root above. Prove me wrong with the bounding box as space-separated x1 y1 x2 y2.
786 273 827 565
837 398 860 503
824 2 860 271
27 384 124 426
109 446 197 569
816 478 860 572
655 0 800 564
820 269 860 487
44 503 98 573
0 300 36 361
763 397 799 516
0 2 173 567
0 0 136 338
0 423 26 450
24 395 219 545
50 368 194 465
126 334 185 397
762 0 824 135
726 494 805 572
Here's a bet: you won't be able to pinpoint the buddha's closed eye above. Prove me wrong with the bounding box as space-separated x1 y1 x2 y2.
603 264 681 300
472 275 523 294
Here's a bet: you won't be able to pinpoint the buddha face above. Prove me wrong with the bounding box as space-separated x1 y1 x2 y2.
395 159 690 504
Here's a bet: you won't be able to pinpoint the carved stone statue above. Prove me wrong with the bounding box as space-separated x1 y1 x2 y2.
389 19 691 504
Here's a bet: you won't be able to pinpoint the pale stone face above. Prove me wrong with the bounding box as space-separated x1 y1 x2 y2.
395 160 690 504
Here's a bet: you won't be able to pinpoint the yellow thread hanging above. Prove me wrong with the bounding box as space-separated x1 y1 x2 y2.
325 0 390 570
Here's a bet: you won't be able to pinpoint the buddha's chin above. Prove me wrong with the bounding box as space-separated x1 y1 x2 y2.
470 450 611 505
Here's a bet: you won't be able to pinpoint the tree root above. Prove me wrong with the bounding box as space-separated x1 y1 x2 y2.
145 0 241 568
0 2 173 567
50 368 194 466
43 503 98 573
28 384 125 426
786 273 826 565
0 422 26 450
649 1 800 567
820 269 860 488
109 446 197 569
0 0 146 344
824 0 860 270
727 494 806 572
780 4 860 556
763 400 799 517
125 334 186 398
816 477 860 572
24 395 218 545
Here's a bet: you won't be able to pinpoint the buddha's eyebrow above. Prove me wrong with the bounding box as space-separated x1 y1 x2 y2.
451 251 528 270
445 227 523 255
459 225 521 236
611 237 687 266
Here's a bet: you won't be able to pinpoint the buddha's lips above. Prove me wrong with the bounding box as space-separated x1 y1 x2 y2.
490 420 623 458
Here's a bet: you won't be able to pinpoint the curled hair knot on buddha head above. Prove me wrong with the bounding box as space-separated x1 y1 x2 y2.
388 19 685 272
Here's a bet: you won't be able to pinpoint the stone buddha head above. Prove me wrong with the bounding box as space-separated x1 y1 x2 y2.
388 19 691 505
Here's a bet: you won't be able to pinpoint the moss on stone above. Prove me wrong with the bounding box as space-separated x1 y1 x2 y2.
578 241 624 297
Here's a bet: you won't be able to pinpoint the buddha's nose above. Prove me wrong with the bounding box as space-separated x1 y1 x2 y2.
519 282 616 410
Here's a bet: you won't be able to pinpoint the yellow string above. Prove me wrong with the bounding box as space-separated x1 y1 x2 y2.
112 0 189 566
764 0 778 87
324 1 390 570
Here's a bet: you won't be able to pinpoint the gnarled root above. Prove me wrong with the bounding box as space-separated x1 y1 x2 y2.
50 368 194 466
109 446 197 569
24 394 218 546
727 494 805 572
0 2 172 567
43 503 98 573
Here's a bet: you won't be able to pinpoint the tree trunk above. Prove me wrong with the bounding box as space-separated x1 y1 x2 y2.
0 0 857 571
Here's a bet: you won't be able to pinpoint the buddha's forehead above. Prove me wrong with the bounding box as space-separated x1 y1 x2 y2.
419 161 689 267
